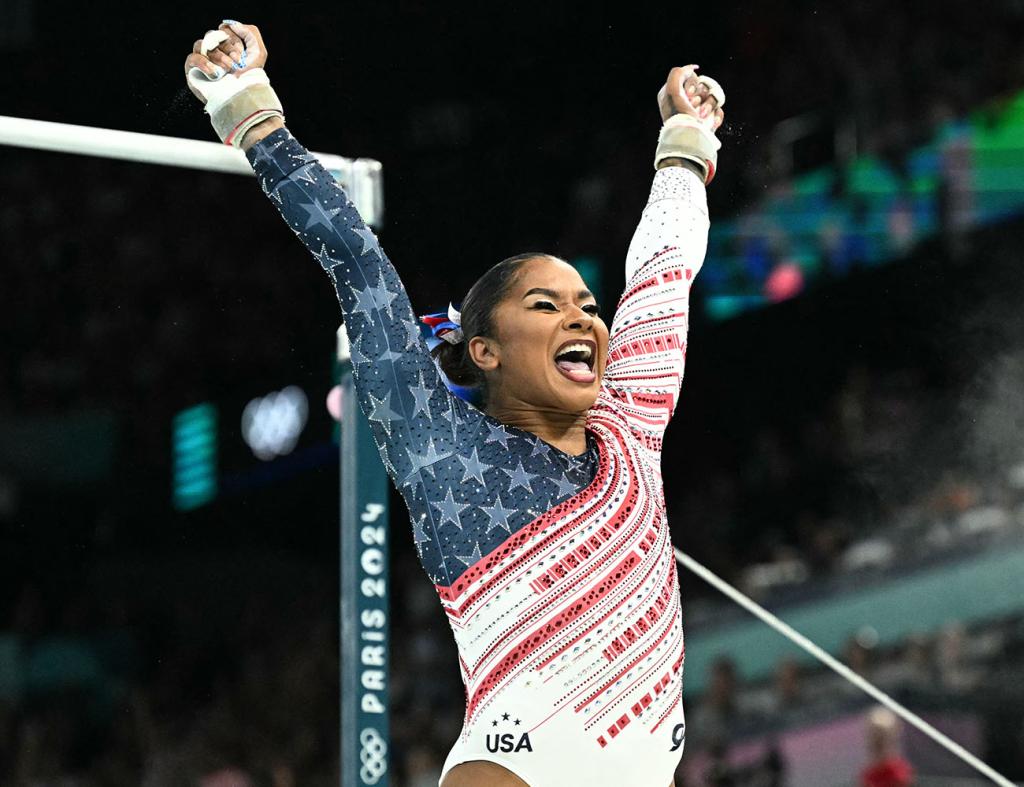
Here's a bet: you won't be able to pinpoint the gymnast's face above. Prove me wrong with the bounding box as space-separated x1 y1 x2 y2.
468 256 609 416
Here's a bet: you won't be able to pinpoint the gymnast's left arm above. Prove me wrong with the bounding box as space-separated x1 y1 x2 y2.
602 66 725 431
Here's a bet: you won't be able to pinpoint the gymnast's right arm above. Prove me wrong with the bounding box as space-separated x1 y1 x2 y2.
183 21 465 486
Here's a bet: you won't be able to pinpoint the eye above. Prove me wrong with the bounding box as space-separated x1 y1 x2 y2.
582 304 601 316
532 300 558 311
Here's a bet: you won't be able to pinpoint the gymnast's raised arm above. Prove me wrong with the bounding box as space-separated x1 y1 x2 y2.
600 66 725 438
183 21 471 485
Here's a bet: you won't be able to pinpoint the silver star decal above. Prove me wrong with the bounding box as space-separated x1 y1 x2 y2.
366 391 403 436
455 541 483 567
404 319 423 350
409 372 436 420
300 198 342 231
432 488 469 530
484 422 511 449
260 177 285 204
404 438 454 484
481 494 516 533
289 150 319 165
412 518 430 545
377 346 403 363
350 284 378 318
353 224 381 257
553 472 578 499
502 460 537 494
530 439 549 458
349 334 370 366
376 442 397 476
312 243 342 274
369 272 398 319
249 137 284 167
293 163 318 184
458 447 492 485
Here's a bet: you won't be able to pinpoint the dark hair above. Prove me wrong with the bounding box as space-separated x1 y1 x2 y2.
433 252 548 404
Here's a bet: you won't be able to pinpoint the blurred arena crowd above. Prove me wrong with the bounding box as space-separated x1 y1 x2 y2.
2 1 1024 785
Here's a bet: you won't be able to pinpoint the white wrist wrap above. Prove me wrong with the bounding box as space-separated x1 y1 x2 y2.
187 66 285 148
654 114 721 184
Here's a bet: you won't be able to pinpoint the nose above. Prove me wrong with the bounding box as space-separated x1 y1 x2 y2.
562 305 594 332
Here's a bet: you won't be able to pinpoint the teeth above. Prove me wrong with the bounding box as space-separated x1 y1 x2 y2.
556 343 593 360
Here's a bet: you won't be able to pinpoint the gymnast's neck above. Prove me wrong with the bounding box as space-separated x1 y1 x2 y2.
486 399 589 456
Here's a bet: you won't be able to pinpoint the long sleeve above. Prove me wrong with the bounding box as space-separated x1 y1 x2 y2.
246 127 480 492
600 166 709 438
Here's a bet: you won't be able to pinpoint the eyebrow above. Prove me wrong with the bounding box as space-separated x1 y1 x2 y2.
522 287 595 301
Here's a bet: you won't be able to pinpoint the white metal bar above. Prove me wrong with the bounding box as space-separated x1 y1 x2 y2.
0 115 383 226
674 548 1019 787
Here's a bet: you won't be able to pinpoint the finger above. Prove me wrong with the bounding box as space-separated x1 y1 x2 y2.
222 20 265 64
215 24 245 66
215 40 244 67
692 82 710 112
183 52 223 80
683 72 701 100
195 29 233 70
698 75 726 109
712 107 725 131
206 46 234 71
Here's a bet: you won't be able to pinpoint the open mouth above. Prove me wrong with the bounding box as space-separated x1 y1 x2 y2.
553 339 597 384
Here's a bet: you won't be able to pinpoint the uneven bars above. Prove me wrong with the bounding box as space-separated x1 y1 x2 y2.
674 548 1018 787
0 115 383 226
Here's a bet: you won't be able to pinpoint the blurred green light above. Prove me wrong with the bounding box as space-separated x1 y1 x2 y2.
173 402 218 511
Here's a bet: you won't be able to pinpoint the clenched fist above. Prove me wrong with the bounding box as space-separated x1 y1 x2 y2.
182 20 283 149
658 65 725 132
183 20 269 104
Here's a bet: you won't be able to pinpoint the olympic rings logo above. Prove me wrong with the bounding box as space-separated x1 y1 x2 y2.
359 727 388 784
241 385 308 460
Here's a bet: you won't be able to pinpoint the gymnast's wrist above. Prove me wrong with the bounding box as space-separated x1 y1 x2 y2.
240 116 286 152
656 158 704 178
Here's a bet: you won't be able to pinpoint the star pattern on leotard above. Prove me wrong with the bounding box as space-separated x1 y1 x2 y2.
502 460 537 495
484 422 511 450
366 391 402 436
378 346 402 363
553 472 578 500
405 319 424 350
312 242 342 274
458 447 492 486
409 371 436 420
349 335 370 367
246 128 601 586
455 541 482 567
350 284 379 319
480 494 516 533
294 163 318 185
368 271 398 319
403 438 454 484
299 197 342 231
432 488 470 530
354 224 381 257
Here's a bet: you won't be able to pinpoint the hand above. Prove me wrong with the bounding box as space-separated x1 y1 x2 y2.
657 65 725 133
183 20 269 104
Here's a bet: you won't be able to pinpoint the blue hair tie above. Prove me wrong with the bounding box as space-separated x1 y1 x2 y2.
419 303 463 345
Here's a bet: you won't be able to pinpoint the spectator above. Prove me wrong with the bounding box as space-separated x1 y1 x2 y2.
860 706 914 787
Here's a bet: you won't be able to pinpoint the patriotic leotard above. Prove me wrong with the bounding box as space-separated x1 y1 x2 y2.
247 128 709 787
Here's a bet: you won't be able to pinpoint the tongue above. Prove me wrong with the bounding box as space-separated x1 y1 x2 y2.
556 359 595 383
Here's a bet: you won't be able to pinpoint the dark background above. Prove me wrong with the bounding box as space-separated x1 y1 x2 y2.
3 1 1024 785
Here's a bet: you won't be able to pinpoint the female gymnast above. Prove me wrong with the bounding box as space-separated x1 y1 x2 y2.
185 20 725 787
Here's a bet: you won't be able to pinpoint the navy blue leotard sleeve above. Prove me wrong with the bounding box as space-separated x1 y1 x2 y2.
247 127 599 589
247 133 478 513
